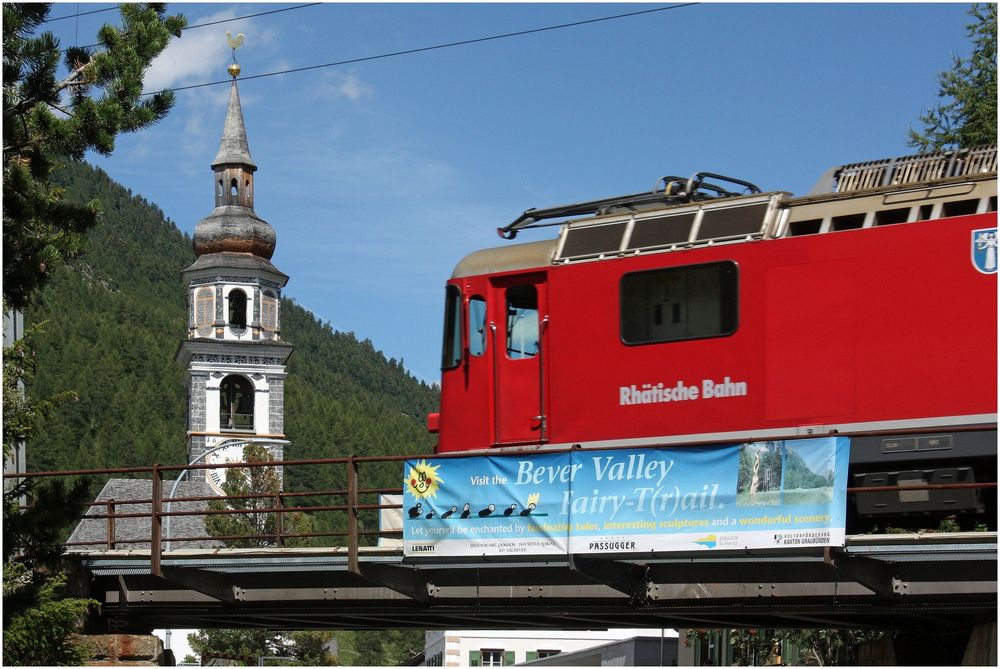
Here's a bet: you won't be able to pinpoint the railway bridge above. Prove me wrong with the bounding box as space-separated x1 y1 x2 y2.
7 453 997 633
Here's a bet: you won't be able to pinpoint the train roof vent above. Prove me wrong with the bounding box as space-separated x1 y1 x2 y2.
555 194 780 263
810 145 997 195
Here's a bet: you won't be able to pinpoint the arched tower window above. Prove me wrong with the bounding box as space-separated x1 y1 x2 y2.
228 289 248 329
220 375 254 431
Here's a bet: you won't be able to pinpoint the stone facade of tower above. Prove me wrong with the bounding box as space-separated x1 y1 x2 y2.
175 76 292 490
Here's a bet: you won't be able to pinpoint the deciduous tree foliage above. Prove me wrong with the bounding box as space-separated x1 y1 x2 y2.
2 2 185 310
187 629 338 666
686 628 888 666
205 444 282 548
908 3 997 151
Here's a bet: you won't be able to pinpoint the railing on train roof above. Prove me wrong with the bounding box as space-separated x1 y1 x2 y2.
811 145 997 195
3 439 997 578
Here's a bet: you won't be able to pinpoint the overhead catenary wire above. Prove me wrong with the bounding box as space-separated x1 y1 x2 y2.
147 3 699 96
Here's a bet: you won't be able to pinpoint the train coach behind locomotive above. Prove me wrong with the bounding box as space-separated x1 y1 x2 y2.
428 146 998 532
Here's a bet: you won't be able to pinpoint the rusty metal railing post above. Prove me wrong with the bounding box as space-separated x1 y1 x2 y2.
106 499 116 550
347 456 359 574
151 464 162 577
274 491 284 548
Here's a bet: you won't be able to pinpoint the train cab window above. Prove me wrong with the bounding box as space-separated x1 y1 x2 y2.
506 285 539 359
942 198 979 217
988 196 997 212
441 286 462 369
621 261 737 344
469 296 487 357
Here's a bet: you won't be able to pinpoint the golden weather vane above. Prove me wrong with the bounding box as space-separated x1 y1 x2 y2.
226 31 245 78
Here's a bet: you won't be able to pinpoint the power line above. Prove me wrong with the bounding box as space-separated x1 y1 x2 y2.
72 3 322 51
185 3 321 32
153 3 699 95
41 5 118 24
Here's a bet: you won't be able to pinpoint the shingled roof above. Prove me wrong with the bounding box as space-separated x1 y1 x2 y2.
66 478 222 552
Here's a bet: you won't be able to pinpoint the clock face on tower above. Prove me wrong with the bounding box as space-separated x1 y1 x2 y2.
206 440 249 495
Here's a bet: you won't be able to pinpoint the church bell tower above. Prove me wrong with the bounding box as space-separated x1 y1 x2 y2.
175 45 292 492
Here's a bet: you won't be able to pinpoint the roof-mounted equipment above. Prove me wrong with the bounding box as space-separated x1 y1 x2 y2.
499 172 762 239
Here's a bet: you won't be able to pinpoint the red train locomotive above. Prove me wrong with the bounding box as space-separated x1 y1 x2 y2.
429 146 998 530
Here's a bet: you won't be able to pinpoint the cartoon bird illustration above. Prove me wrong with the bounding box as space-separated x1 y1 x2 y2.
521 493 540 516
503 503 518 516
425 509 437 519
441 505 458 519
408 502 423 519
460 503 472 519
478 503 496 517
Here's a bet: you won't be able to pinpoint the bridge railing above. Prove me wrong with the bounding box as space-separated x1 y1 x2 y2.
4 450 996 577
4 454 412 575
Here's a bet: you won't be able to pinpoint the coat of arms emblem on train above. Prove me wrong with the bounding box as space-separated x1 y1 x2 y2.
972 228 998 274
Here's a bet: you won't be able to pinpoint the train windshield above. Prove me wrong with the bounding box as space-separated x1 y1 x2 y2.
441 286 462 369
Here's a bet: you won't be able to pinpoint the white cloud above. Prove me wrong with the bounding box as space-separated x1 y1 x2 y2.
318 70 374 102
144 10 278 92
144 10 236 91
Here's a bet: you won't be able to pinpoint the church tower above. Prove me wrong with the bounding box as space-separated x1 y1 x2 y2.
175 51 292 493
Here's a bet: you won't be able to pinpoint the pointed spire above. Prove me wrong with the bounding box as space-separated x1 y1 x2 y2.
191 36 276 260
212 79 256 170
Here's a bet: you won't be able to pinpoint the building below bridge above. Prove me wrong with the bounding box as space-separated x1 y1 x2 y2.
420 628 678 666
67 479 219 550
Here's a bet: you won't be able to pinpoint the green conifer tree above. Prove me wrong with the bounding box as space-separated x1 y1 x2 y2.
3 4 185 662
908 3 997 151
3 2 186 310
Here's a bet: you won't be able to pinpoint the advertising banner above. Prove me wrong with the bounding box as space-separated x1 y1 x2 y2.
403 437 849 557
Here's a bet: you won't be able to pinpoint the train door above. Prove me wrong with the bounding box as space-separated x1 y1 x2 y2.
491 273 549 445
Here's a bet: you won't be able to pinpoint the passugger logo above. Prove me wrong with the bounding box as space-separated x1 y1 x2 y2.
972 228 997 274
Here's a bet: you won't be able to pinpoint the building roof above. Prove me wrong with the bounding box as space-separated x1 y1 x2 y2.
182 247 287 281
66 478 221 552
519 635 677 666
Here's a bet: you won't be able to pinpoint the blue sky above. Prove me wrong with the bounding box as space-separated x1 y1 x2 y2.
43 2 975 383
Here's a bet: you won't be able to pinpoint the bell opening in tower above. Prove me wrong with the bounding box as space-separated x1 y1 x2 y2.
220 374 254 432
228 288 248 331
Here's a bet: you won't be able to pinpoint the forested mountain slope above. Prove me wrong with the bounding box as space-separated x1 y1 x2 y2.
25 161 439 494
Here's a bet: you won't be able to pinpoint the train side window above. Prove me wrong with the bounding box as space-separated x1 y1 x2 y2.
942 198 979 217
831 213 865 231
469 296 487 357
874 207 910 226
441 286 462 370
506 285 538 359
789 218 823 236
988 196 997 212
621 261 738 345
